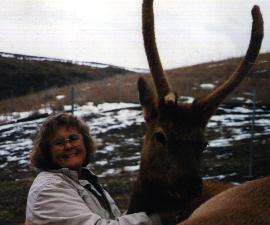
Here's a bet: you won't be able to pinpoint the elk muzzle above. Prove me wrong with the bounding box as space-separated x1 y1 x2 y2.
170 175 203 201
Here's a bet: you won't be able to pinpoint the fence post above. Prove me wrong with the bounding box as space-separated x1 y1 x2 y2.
118 75 122 102
9 90 15 118
248 89 256 177
44 81 48 114
70 86 75 114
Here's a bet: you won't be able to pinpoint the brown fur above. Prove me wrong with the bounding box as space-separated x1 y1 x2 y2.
179 177 270 225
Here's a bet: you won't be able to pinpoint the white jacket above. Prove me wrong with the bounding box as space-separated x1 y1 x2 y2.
25 168 161 225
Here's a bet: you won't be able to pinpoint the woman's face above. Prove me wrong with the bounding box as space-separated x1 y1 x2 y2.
50 126 87 170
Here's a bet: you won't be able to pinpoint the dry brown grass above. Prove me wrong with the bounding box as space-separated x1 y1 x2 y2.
0 73 141 115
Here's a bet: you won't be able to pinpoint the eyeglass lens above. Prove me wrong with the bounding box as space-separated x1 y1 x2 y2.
52 134 81 148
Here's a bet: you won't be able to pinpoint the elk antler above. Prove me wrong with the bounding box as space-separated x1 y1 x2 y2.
197 5 264 121
142 0 176 104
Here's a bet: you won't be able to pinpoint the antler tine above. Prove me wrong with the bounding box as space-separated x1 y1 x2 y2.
198 5 264 120
142 0 176 104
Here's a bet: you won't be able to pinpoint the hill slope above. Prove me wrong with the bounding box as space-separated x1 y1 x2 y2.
0 52 134 100
86 52 270 105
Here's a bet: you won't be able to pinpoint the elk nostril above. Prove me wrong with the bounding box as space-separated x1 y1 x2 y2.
176 175 203 198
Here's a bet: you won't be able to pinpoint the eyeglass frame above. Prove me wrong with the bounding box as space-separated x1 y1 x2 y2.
50 133 83 150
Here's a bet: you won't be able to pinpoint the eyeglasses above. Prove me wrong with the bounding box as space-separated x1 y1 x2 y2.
51 134 82 150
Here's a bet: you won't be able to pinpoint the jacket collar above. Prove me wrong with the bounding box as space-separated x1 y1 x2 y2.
48 167 98 183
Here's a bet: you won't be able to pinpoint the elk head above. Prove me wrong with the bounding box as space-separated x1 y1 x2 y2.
128 0 263 214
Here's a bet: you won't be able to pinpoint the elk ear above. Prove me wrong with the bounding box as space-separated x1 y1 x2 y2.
137 77 158 122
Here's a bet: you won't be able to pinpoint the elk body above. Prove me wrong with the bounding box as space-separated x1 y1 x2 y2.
127 0 264 222
178 176 270 225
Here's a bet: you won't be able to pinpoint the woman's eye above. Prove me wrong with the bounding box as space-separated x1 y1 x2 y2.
53 139 65 146
69 134 80 141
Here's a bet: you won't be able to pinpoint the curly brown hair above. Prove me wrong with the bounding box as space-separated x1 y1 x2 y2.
31 113 96 170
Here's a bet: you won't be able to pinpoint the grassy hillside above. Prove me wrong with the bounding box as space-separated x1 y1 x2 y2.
0 52 269 115
168 53 270 104
0 53 132 100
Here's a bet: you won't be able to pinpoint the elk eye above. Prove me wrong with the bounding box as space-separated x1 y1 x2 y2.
154 131 167 146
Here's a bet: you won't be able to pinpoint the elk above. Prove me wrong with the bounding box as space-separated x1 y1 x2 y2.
127 0 264 222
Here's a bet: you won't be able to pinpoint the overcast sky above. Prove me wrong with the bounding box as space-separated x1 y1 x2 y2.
0 0 269 69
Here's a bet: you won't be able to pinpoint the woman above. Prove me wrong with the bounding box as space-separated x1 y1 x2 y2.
25 113 174 225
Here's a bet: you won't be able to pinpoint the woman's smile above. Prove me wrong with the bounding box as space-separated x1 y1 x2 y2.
62 149 80 158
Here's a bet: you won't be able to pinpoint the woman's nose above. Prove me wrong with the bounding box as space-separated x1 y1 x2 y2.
63 141 72 149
